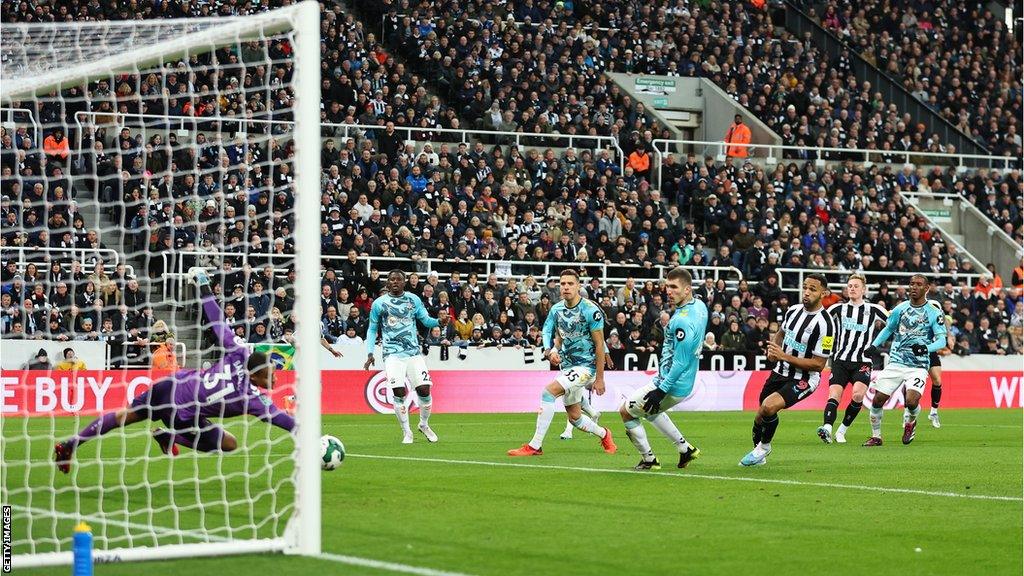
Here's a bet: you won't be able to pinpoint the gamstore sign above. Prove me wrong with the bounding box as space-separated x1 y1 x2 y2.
0 370 1019 417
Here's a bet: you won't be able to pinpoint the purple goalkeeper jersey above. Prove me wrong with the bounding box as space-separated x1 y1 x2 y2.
167 294 294 432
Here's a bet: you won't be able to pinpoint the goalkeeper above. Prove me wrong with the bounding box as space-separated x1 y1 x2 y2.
54 268 294 474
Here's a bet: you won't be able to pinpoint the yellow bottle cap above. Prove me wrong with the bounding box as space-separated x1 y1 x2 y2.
74 522 91 533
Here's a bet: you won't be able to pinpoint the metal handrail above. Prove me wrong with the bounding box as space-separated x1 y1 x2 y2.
73 111 626 173
0 246 122 267
772 267 986 295
110 341 187 369
0 107 41 152
164 249 743 299
652 138 1015 190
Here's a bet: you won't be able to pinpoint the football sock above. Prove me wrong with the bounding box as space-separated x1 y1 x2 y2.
841 400 863 427
869 405 884 437
906 404 921 423
624 419 654 461
562 419 574 436
416 393 432 426
836 423 849 437
173 427 224 452
528 391 557 450
570 414 606 438
580 394 598 420
823 398 839 426
647 412 688 452
392 390 412 433
69 412 121 450
760 414 780 444
751 417 763 446
930 385 942 409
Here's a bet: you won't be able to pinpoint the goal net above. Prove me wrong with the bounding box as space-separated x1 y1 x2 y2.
0 1 322 567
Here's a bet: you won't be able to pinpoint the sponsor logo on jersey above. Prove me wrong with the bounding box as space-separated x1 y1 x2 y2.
821 335 834 351
675 328 686 340
842 319 867 332
796 380 809 391
783 333 807 353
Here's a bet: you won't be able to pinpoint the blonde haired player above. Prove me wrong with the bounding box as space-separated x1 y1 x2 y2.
508 269 616 457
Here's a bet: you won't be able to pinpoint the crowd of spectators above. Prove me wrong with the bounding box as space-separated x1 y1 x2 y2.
1 0 1022 365
815 0 1022 158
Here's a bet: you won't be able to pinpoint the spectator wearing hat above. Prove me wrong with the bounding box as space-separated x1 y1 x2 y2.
22 348 52 370
55 348 86 371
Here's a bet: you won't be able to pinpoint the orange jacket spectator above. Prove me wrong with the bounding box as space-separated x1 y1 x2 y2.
627 148 651 177
724 115 752 158
43 130 70 160
821 290 841 309
152 340 179 371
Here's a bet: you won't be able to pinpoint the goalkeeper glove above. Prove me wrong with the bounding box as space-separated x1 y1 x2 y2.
911 344 928 357
642 387 667 414
189 267 211 287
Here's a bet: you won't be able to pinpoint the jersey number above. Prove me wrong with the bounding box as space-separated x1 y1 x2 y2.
203 365 234 404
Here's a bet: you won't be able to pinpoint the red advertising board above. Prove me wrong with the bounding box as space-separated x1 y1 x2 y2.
0 369 1020 417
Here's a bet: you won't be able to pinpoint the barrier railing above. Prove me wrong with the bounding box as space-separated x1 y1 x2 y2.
163 250 743 300
652 138 1017 194
1 246 124 269
0 107 41 153
772 267 985 296
73 112 625 175
114 341 187 370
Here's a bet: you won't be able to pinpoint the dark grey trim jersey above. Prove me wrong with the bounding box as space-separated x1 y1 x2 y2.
773 303 837 387
827 301 888 363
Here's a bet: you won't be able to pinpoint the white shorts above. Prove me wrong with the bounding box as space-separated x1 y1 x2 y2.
384 355 431 390
623 382 685 419
873 364 928 397
555 366 595 407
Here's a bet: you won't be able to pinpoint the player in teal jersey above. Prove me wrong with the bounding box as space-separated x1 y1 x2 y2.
365 270 449 444
862 274 948 446
619 267 707 470
508 269 616 456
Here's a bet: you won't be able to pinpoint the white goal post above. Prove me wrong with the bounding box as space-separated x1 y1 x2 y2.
1 1 321 567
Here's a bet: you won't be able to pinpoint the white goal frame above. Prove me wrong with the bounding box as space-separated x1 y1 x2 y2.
1 0 322 567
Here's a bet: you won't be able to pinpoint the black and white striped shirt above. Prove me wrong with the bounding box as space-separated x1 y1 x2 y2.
773 303 836 388
827 301 888 363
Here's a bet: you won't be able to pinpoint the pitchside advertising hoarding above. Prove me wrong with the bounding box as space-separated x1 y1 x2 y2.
0 349 1020 416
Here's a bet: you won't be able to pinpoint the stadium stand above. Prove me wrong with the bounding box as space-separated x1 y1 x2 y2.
1 0 1021 361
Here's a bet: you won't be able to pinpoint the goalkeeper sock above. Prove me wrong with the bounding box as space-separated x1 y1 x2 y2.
173 428 223 452
930 385 942 409
528 391 556 450
69 412 121 449
417 393 432 426
570 414 606 438
392 392 412 433
647 412 688 452
624 419 654 461
823 398 839 426
869 405 884 438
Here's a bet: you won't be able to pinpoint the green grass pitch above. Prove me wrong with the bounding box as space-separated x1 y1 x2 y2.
5 409 1022 575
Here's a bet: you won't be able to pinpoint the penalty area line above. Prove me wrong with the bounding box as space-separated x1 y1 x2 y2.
348 453 1022 503
317 552 478 576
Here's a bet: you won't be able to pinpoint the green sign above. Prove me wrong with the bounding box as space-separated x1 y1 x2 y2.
652 97 669 108
923 209 951 222
255 344 295 369
634 77 677 93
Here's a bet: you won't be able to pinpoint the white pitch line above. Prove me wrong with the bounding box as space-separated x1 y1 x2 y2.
348 453 1023 502
317 552 478 576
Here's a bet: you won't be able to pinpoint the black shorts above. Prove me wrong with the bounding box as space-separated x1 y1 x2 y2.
760 372 816 408
928 352 941 368
829 360 872 388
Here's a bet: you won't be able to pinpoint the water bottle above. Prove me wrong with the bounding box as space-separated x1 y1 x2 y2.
72 521 92 576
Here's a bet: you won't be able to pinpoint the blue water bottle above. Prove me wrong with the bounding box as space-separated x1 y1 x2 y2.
72 522 92 576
